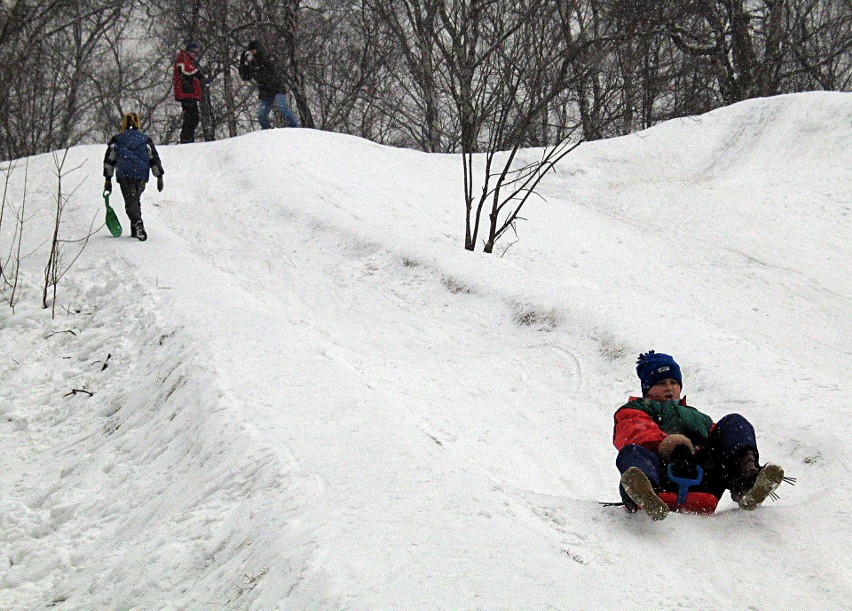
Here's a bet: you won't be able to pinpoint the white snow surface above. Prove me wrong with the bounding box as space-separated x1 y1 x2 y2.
1 92 850 609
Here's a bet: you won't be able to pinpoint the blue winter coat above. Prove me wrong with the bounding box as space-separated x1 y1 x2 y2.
103 128 163 183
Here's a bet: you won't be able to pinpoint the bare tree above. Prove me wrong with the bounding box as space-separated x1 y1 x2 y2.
6 158 27 310
296 2 392 139
442 1 594 251
0 160 14 294
366 0 447 151
1 0 848 160
42 149 96 317
91 13 174 144
788 0 852 91
209 0 242 139
666 0 791 104
467 138 584 254
0 0 133 158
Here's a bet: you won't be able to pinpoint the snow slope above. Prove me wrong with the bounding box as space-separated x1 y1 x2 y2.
1 91 850 609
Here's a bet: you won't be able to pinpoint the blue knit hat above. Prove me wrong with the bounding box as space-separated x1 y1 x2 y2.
636 351 682 395
186 41 200 52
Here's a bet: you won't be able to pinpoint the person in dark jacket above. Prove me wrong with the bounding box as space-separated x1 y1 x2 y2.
238 40 300 129
613 351 787 520
173 41 202 143
103 113 164 241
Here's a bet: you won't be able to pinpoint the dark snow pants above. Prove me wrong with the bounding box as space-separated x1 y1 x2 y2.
118 178 145 227
180 100 199 143
616 413 759 506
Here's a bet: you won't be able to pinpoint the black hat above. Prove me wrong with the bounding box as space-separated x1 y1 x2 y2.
247 40 261 51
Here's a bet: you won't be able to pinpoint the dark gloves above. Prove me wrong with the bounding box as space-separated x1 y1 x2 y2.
238 53 255 81
659 434 693 460
157 176 164 192
104 177 112 194
659 433 699 478
668 443 700 480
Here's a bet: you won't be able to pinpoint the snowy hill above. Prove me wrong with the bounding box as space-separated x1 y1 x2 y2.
1 92 850 609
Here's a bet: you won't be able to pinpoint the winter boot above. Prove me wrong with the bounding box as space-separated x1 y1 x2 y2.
730 450 760 500
735 463 785 510
134 220 147 241
620 467 669 521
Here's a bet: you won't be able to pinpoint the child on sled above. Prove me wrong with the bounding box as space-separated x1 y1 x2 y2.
614 351 787 520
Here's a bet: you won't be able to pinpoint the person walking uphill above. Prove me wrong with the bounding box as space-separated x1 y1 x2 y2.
613 351 789 520
174 41 202 143
103 112 164 241
238 40 300 129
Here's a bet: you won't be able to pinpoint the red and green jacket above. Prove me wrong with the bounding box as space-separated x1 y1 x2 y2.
613 396 714 453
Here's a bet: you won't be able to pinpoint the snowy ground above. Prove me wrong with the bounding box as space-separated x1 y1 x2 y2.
1 92 849 609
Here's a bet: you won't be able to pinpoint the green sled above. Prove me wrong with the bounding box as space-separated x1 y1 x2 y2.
104 191 122 237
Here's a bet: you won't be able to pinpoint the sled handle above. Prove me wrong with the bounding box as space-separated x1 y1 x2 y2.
667 464 704 507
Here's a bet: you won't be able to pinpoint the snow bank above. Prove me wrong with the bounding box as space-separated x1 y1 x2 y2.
1 92 849 608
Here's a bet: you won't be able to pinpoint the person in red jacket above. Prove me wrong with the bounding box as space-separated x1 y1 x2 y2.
613 351 787 520
173 42 202 143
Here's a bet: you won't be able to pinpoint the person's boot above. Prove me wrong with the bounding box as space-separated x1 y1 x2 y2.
134 220 147 241
620 467 669 521
730 450 784 510
730 450 760 500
